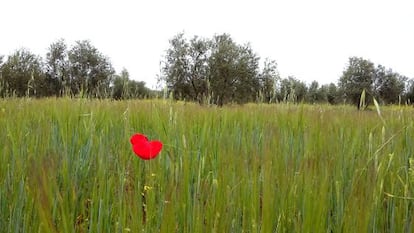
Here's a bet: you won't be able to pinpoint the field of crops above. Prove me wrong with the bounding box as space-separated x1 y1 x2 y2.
1 98 413 232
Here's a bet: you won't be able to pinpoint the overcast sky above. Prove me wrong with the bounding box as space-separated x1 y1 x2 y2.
1 0 413 89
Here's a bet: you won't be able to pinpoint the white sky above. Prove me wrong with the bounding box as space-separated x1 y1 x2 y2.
1 0 413 89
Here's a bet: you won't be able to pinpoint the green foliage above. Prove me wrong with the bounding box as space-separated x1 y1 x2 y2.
112 68 130 99
306 80 330 104
112 68 151 99
187 36 211 102
68 40 115 98
0 48 46 97
0 40 154 99
161 33 211 103
209 34 260 105
306 80 319 103
339 57 375 107
359 88 367 110
162 33 192 100
405 79 414 104
1 99 414 232
339 57 409 107
162 33 262 106
0 37 412 107
259 58 280 103
45 39 70 96
327 83 339 104
277 76 307 103
373 65 406 104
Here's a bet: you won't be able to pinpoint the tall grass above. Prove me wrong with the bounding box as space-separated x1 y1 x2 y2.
0 98 413 232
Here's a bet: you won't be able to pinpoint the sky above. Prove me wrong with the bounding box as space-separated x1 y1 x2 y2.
1 0 413 89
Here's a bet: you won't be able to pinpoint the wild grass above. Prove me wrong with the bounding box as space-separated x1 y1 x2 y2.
0 98 413 232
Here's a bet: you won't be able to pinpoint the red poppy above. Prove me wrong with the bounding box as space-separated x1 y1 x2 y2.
130 133 163 160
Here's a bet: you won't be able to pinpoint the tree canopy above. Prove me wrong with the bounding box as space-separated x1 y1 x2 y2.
0 39 152 99
339 57 410 107
161 33 275 105
0 35 413 106
0 49 45 97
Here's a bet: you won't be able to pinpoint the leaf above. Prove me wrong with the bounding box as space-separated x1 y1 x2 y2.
373 97 381 117
373 97 386 125
359 89 366 110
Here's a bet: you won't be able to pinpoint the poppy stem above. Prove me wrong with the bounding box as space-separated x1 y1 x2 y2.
141 163 147 225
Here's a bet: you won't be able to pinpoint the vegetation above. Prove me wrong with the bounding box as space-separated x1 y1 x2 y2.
160 33 413 106
0 49 45 97
0 39 153 99
339 57 407 108
1 33 412 106
1 98 414 232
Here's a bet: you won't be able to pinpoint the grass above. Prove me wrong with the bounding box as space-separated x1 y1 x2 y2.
0 98 413 232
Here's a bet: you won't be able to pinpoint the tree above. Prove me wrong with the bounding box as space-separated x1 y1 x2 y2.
316 84 329 103
405 79 414 104
208 34 260 105
0 55 4 94
278 78 290 102
112 68 130 99
208 34 239 105
0 49 46 97
162 33 190 100
373 65 406 104
45 39 70 96
68 40 115 97
187 36 210 103
162 33 210 103
230 43 260 104
306 80 320 103
326 83 339 104
278 76 307 103
162 33 261 106
112 68 151 99
339 57 375 108
128 80 151 98
259 59 279 103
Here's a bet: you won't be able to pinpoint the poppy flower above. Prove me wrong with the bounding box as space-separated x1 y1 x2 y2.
130 133 163 160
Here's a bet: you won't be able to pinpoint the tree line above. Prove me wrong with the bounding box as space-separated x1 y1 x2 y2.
0 39 153 99
161 33 414 106
1 34 414 106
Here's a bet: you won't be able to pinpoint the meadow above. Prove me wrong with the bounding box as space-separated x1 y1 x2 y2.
0 98 413 232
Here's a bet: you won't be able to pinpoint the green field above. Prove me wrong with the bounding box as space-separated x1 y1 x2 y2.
1 98 413 232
